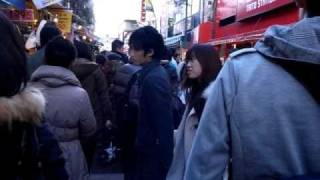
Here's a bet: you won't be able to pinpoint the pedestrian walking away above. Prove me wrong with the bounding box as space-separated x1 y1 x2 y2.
0 12 68 180
30 36 97 180
186 0 320 179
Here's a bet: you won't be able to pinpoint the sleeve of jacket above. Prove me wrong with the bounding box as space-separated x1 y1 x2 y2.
185 59 238 180
37 125 69 180
95 68 114 121
79 91 97 138
142 76 174 169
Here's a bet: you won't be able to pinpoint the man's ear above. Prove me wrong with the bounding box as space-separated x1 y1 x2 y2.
146 49 154 58
295 0 307 8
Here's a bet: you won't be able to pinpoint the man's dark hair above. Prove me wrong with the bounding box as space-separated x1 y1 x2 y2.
45 36 76 68
0 12 27 97
40 24 61 48
74 40 93 61
107 53 122 61
129 26 165 60
112 39 124 52
305 0 320 17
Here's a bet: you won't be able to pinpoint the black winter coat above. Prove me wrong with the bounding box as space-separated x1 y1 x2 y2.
0 87 68 180
134 60 174 180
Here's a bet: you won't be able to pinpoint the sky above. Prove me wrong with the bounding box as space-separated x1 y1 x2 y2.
93 0 141 39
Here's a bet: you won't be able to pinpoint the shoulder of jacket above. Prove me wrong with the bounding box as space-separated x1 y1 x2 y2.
229 48 257 59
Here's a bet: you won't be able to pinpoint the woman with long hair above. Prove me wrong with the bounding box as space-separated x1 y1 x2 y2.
0 12 68 179
166 44 222 180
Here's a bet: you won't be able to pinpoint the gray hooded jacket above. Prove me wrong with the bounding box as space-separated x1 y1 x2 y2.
31 65 96 180
185 17 320 180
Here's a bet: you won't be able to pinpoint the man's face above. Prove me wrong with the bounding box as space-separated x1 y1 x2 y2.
129 48 151 65
116 46 124 53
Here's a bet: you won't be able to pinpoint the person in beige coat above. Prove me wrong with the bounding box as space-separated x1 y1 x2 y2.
30 36 96 180
166 45 222 180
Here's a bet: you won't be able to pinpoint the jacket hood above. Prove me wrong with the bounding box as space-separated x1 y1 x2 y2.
255 17 320 65
0 87 45 125
31 65 81 88
72 58 99 81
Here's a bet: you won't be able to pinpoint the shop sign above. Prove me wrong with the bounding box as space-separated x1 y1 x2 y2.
1 8 34 22
218 0 237 20
237 0 293 21
50 9 72 33
32 0 63 9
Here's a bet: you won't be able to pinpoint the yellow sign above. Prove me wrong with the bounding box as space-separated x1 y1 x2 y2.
50 10 72 33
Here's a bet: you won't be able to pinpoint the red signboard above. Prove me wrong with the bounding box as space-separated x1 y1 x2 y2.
237 0 294 21
1 8 34 22
218 0 237 20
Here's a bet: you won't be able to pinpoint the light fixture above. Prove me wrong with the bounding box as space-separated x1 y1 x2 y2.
53 14 58 23
78 25 82 30
82 35 87 40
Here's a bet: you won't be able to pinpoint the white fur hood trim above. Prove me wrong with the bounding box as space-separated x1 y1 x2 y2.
0 87 45 124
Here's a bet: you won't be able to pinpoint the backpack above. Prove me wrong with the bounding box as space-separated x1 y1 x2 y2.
0 122 44 180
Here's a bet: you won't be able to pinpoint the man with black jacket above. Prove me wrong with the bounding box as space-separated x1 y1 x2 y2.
128 26 174 180
111 39 129 64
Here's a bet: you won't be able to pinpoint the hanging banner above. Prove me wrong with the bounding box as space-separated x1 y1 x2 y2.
237 0 294 21
50 9 73 33
141 0 146 22
32 0 63 9
0 8 34 22
1 0 25 9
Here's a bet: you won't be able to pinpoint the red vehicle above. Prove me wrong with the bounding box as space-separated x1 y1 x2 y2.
194 0 299 61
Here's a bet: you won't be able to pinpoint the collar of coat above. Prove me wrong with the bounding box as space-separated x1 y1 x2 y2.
138 60 160 82
0 87 45 125
31 65 81 88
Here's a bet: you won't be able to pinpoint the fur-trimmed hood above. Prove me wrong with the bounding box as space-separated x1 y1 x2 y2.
0 87 45 125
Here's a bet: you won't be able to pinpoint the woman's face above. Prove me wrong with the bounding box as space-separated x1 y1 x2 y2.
186 55 202 79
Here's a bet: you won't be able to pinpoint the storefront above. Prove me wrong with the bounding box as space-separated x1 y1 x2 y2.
200 0 299 61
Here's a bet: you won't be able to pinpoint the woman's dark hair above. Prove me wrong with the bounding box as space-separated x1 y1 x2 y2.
0 12 27 97
45 36 76 68
182 44 222 119
183 44 222 90
74 40 93 61
129 26 165 60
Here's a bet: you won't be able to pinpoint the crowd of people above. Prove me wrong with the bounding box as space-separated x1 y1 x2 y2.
0 0 320 179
